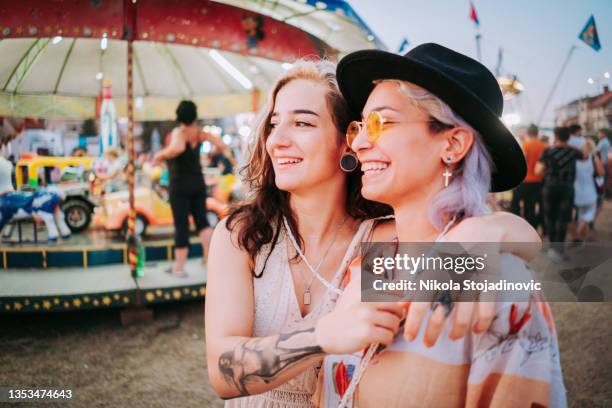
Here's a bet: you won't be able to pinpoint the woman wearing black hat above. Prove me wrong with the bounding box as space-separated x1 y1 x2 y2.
314 44 565 407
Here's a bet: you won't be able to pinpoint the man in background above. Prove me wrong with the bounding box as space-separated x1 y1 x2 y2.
512 124 547 232
536 127 583 261
568 124 584 149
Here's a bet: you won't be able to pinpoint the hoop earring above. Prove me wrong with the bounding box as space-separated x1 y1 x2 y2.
340 151 358 172
443 157 453 187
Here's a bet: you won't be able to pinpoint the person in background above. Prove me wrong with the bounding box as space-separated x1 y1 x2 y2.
511 124 546 231
209 143 237 175
95 148 124 192
71 146 87 157
536 126 584 262
567 123 584 149
573 139 605 243
7 154 16 189
153 100 224 277
595 128 610 199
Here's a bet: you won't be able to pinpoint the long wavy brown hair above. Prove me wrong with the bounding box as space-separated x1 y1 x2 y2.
226 59 392 276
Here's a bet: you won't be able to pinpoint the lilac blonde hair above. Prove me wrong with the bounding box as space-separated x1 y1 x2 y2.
375 80 495 230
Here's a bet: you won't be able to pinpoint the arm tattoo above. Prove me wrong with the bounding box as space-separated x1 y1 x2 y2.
218 327 323 397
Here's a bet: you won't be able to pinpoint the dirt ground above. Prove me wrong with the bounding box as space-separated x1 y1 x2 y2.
1 300 611 407
2 202 612 407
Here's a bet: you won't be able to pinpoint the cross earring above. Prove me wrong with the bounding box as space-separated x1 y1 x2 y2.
443 157 453 187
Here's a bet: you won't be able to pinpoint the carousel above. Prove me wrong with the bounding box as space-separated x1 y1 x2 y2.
0 0 383 313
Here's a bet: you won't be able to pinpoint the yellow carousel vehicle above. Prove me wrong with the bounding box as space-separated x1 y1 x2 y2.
15 154 95 189
15 154 98 233
95 168 229 238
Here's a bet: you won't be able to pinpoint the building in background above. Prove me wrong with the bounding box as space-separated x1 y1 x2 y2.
556 86 612 133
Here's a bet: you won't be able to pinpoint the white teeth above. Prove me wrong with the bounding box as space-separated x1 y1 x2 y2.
277 157 303 165
361 162 389 172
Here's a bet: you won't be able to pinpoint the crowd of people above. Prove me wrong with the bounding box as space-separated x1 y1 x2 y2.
511 123 609 261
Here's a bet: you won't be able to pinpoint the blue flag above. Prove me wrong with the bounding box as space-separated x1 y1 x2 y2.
578 15 601 51
398 38 410 54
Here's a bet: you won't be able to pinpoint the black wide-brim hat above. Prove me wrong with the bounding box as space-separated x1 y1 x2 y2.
337 43 526 192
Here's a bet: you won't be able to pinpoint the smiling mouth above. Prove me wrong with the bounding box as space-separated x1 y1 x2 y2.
276 157 303 167
361 161 389 176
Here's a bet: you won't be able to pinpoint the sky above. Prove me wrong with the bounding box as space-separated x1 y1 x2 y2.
348 0 612 129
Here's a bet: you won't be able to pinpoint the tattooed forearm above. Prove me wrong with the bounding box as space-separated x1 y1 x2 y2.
218 327 323 397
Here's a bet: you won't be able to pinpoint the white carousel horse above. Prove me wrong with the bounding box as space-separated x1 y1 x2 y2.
0 157 71 242
0 188 72 242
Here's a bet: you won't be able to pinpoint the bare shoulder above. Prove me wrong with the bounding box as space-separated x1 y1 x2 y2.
171 126 186 140
447 212 541 243
370 218 397 242
210 217 252 270
488 211 541 243
199 130 215 142
211 216 246 253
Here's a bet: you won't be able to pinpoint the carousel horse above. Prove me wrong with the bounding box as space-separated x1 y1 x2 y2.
0 188 72 242
0 157 71 242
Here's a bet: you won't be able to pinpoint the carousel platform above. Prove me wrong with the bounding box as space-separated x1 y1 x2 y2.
0 229 207 314
0 258 206 314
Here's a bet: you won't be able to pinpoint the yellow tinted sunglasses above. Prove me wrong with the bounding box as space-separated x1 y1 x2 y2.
346 110 433 147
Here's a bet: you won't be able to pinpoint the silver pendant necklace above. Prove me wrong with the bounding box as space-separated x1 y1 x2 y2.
283 215 348 305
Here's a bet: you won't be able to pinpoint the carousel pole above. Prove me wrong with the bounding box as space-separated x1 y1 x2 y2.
120 0 153 326
124 0 143 280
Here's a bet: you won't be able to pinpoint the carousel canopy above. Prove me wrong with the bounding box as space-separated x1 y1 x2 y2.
0 0 384 120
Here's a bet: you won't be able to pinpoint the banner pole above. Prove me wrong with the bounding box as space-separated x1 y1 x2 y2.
537 45 577 126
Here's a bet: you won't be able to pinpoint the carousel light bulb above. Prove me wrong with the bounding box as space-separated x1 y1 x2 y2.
238 125 251 138
587 77 594 84
222 135 232 145
96 72 103 80
367 34 375 41
52 36 63 45
100 33 108 50
604 72 610 79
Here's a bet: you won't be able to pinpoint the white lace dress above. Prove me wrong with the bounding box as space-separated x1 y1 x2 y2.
225 219 375 408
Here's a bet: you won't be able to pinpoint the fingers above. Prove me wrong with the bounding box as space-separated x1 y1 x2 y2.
474 301 495 333
423 304 447 347
370 309 402 333
448 302 474 340
367 326 396 346
374 302 406 320
403 302 429 341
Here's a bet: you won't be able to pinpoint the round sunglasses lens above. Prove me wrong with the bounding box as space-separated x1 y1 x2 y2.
346 121 360 145
366 111 382 141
